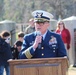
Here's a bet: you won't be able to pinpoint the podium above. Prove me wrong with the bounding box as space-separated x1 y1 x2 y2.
8 57 68 75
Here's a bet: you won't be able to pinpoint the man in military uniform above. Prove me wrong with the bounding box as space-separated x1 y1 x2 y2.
19 10 67 59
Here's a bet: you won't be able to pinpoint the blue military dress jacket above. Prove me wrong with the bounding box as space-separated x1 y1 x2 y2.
19 30 67 59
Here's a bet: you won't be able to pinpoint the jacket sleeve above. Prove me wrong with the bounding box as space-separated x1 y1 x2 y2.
66 29 71 45
19 35 35 59
0 38 7 53
57 34 67 57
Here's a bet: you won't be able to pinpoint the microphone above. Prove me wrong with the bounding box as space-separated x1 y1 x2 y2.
36 31 42 49
36 31 41 36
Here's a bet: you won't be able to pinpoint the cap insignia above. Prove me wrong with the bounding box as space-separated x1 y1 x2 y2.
36 12 43 18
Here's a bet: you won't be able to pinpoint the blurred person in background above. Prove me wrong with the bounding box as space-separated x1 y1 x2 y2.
0 30 12 75
17 31 24 42
11 31 24 59
56 21 71 58
25 18 35 34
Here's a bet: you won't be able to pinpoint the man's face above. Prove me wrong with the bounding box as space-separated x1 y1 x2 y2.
18 37 24 42
35 21 49 34
4 36 11 43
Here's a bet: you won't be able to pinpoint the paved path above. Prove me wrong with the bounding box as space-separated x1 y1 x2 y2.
68 65 76 75
4 65 76 75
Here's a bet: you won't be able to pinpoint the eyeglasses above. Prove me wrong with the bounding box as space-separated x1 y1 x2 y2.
6 37 11 40
58 23 64 25
35 21 49 26
5 37 11 43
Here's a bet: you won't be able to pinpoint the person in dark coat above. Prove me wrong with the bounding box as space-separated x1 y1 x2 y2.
11 41 22 59
11 31 24 59
0 30 12 75
19 10 67 59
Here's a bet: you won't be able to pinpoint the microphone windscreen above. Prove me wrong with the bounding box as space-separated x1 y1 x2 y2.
36 31 42 49
36 31 41 36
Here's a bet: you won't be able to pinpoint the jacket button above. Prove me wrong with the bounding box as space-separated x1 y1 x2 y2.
41 47 44 49
42 53 44 56
53 50 55 52
53 48 55 49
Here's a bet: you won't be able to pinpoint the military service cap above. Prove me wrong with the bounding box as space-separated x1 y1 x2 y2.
32 10 53 22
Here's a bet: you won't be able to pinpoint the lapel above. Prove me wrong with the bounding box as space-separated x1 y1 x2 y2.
43 30 52 46
33 32 37 41
29 32 36 46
